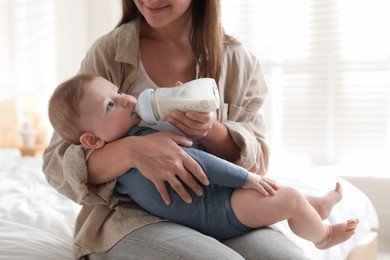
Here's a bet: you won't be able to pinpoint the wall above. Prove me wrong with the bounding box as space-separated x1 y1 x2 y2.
0 0 121 146
342 176 390 253
56 0 120 81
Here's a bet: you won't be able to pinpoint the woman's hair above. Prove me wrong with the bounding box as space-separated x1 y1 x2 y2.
48 73 96 144
116 0 236 83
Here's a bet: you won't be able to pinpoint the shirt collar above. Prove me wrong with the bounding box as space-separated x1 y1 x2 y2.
115 18 141 69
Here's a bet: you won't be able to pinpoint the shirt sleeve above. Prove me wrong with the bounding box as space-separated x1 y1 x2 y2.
42 132 115 205
219 43 270 174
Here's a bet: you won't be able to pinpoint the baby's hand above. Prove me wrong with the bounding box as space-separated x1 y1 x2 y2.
243 172 279 196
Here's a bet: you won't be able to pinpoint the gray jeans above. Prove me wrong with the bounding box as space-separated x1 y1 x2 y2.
88 222 306 260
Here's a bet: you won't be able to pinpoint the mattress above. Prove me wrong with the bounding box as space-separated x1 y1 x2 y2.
0 148 379 259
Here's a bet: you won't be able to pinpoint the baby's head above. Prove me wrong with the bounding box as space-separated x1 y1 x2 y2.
49 73 140 147
48 73 95 144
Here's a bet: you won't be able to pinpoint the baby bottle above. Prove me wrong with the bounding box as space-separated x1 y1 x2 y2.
136 78 220 124
20 117 37 148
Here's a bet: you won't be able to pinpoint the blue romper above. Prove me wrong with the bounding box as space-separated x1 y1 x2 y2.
116 126 253 240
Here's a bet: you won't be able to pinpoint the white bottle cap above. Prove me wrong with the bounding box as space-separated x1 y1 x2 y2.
136 89 159 124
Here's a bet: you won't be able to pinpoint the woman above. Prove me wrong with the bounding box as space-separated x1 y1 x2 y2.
43 0 306 259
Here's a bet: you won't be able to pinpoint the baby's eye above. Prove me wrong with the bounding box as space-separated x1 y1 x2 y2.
117 89 122 95
106 101 114 111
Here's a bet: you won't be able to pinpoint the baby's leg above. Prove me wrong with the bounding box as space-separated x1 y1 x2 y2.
230 186 358 249
305 182 343 219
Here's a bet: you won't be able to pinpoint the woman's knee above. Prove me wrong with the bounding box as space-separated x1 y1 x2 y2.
224 227 307 260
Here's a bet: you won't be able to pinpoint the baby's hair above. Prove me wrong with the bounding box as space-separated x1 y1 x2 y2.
48 73 97 144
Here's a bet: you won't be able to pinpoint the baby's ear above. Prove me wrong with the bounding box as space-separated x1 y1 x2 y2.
80 133 105 149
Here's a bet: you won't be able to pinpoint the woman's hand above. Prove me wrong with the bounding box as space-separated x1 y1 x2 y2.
167 110 214 139
167 80 214 139
243 172 279 196
131 131 209 205
167 108 242 163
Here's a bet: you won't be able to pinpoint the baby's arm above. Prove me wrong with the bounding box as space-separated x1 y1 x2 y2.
182 146 278 196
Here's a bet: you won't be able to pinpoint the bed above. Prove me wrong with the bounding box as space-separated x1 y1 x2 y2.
269 167 379 260
0 148 379 260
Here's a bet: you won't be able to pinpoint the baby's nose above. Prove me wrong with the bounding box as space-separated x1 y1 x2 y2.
121 95 135 108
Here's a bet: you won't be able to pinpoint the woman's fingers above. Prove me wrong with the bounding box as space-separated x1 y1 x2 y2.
182 155 209 186
137 131 209 205
153 169 195 205
167 111 213 139
165 176 193 204
168 133 209 188
170 156 207 202
153 181 171 205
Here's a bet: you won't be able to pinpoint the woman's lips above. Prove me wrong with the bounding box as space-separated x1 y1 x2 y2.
145 5 169 13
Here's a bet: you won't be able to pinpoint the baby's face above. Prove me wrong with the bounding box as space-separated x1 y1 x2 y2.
79 77 141 143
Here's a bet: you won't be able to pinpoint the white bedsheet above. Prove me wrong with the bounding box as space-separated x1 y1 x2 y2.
0 149 80 260
0 149 379 260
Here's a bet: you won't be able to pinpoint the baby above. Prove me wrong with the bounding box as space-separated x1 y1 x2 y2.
48 73 358 247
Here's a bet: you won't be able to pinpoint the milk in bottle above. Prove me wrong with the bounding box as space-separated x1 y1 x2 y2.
136 78 220 124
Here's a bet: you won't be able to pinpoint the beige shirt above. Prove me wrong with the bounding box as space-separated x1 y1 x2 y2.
42 18 269 259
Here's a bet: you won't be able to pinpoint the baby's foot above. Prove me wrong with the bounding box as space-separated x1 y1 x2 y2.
315 219 359 250
317 182 343 219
